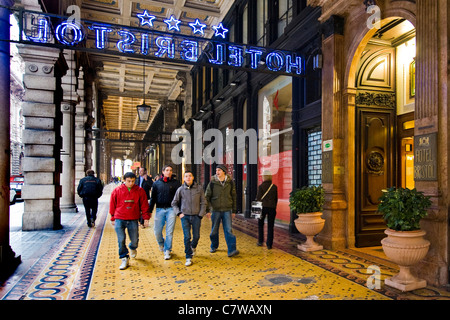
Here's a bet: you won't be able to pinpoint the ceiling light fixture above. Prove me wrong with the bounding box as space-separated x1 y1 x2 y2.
137 58 151 122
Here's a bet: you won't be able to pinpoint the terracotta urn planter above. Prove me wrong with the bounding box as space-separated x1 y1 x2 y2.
294 212 325 252
381 228 430 292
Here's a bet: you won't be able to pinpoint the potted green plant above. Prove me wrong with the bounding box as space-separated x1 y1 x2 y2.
377 187 432 292
289 186 325 252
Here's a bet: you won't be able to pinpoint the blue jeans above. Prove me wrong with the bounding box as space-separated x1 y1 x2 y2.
210 211 236 255
114 219 139 259
181 215 202 259
154 207 177 252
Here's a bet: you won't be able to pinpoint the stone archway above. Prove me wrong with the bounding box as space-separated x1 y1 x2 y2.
348 17 416 247
318 3 418 250
326 0 449 287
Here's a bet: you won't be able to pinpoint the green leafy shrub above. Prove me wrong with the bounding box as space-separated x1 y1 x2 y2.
289 186 324 214
377 187 431 231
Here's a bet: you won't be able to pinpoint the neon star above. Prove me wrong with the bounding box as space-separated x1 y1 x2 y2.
164 15 181 31
212 23 228 39
137 10 156 28
188 19 207 35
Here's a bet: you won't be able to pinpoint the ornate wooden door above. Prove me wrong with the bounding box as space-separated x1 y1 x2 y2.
356 107 395 247
355 45 396 247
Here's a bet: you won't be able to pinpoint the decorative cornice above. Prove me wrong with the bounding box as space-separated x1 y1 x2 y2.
356 91 396 109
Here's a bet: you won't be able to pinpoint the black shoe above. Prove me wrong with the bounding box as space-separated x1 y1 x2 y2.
228 250 239 257
267 245 272 250
257 242 263 246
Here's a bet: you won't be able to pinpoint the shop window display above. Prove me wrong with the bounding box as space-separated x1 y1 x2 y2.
258 76 292 222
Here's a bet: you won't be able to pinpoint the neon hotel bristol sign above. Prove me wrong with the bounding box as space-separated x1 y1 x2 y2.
19 9 304 76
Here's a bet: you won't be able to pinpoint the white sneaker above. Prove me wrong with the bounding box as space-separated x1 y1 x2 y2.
119 257 129 270
130 249 137 258
191 247 196 256
185 258 192 266
164 250 171 260
159 245 164 252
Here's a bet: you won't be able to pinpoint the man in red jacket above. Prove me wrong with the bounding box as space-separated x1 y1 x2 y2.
110 172 151 270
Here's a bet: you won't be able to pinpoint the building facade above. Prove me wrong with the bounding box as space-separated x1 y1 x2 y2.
10 14 24 176
188 0 323 233
308 0 449 287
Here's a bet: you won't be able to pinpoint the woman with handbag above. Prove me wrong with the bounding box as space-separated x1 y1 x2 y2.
255 172 278 249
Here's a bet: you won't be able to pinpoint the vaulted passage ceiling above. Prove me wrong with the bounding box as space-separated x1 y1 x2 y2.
41 0 234 156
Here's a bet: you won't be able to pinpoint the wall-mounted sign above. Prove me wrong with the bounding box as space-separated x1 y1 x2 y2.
322 151 333 183
323 139 333 152
414 133 437 181
16 9 304 76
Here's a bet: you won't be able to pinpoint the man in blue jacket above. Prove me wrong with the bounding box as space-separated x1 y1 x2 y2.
149 165 181 260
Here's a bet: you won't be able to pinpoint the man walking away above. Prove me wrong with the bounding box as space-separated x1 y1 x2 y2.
256 171 278 249
172 171 206 266
149 165 181 260
109 172 151 270
205 164 239 257
77 169 103 227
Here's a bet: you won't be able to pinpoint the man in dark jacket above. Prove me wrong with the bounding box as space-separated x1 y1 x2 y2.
137 167 153 227
256 171 278 249
77 169 103 227
205 164 239 257
137 167 153 198
149 164 181 260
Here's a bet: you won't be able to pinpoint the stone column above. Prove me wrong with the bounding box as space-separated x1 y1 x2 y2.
60 50 78 213
75 67 87 204
413 0 449 287
0 0 21 279
18 44 66 230
316 15 348 250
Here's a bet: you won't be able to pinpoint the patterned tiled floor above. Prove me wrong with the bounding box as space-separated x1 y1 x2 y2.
1 184 449 301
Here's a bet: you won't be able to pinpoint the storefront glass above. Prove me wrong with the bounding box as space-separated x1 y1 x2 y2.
258 76 292 222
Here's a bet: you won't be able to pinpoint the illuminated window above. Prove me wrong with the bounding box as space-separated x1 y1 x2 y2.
256 0 268 47
307 130 322 186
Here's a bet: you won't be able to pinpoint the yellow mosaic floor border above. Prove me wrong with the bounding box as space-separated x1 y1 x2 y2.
87 214 389 300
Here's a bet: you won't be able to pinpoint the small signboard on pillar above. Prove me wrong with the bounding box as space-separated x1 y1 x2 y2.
414 133 437 181
322 139 333 183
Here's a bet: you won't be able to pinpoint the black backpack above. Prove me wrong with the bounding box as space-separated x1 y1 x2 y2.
80 177 102 198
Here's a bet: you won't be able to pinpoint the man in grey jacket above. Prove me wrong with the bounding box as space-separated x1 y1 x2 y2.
171 171 206 266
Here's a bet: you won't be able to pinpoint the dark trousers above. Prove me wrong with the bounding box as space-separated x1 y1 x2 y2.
258 207 276 247
139 200 150 225
83 197 98 224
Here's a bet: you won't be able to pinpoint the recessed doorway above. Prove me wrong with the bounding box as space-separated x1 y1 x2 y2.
354 18 416 247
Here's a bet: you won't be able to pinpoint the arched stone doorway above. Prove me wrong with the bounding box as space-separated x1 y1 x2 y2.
317 0 449 287
349 18 416 247
318 2 418 251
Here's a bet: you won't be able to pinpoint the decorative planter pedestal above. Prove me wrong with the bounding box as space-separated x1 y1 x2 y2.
294 212 325 252
381 228 430 292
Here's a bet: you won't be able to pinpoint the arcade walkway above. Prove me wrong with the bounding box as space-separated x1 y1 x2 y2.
1 184 449 301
